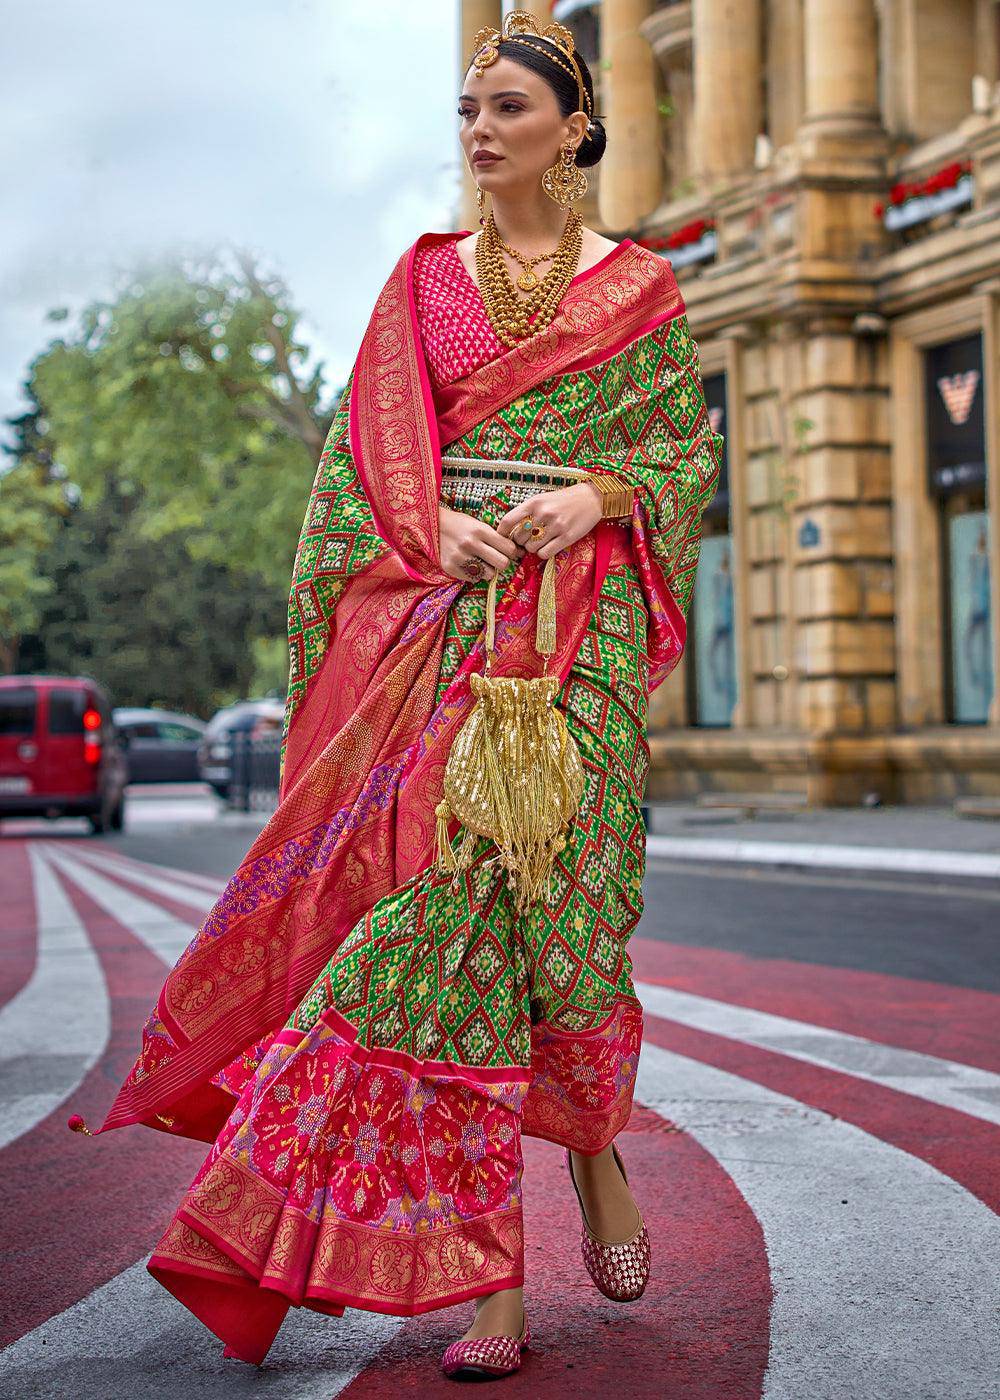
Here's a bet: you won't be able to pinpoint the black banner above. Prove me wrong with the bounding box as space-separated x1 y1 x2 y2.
925 333 986 495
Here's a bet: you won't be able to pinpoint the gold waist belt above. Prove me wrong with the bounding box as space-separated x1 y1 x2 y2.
439 455 631 520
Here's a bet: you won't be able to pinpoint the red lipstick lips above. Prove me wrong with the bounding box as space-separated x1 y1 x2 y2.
473 150 503 165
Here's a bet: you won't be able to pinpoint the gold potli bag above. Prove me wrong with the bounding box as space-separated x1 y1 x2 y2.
434 554 585 913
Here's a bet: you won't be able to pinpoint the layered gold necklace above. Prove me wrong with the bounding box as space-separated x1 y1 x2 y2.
475 208 583 348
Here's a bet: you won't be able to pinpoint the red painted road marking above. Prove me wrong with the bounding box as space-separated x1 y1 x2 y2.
640 1011 1000 1214
4 843 996 1397
335 1132 771 1400
0 842 38 1010
0 858 205 1349
58 842 225 895
631 936 1000 1074
47 843 217 925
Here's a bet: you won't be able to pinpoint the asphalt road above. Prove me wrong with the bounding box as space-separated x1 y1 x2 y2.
1 790 998 1399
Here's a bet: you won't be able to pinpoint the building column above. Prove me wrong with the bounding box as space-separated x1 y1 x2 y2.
800 0 881 141
889 0 978 144
597 0 664 230
691 0 762 186
458 0 503 233
765 0 805 151
639 4 695 203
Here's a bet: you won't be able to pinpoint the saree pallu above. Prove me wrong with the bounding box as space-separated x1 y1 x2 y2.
69 231 724 1364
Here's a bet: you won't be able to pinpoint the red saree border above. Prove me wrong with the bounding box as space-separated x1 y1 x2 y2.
150 1153 523 1321
521 995 644 1155
348 238 448 582
634 518 689 685
450 225 684 381
522 1089 635 1155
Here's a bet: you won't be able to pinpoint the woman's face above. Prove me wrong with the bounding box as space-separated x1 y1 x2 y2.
458 56 586 195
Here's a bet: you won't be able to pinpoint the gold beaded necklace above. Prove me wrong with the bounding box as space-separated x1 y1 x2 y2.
474 208 583 348
493 231 558 291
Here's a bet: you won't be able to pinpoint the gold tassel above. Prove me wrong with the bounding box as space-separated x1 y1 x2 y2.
435 798 458 873
484 572 498 652
438 554 584 913
535 553 557 658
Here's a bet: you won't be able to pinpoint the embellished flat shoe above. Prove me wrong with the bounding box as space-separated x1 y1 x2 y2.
566 1142 651 1301
441 1310 530 1380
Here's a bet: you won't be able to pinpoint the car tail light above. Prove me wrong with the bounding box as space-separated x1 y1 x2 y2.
83 706 102 765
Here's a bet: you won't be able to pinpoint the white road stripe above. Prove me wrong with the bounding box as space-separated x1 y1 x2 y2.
2 848 402 1396
40 845 197 966
50 845 221 913
645 833 1000 880
636 980 1000 1127
637 1043 1000 1400
0 1257 403 1400
53 841 226 893
0 848 109 1151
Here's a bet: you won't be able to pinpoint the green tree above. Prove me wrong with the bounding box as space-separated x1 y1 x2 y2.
0 400 70 671
28 250 335 594
17 486 284 715
6 251 343 711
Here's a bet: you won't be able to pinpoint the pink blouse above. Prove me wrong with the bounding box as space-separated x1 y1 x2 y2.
412 236 505 390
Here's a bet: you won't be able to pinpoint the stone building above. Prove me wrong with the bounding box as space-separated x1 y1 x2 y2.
458 0 1000 804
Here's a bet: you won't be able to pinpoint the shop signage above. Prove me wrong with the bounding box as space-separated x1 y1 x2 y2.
925 333 986 494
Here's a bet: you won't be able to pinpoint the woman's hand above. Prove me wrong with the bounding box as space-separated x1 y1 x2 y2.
438 504 526 583
496 482 603 560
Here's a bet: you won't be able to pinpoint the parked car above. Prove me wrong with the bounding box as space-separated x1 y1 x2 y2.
197 699 285 799
0 674 127 833
113 707 206 784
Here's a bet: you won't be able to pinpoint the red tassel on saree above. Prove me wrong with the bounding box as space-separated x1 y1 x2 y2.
67 229 723 1363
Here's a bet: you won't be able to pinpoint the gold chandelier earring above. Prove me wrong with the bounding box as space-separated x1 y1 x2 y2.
542 140 588 207
476 184 489 227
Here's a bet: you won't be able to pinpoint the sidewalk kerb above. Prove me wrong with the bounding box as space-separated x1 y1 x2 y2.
644 835 1000 880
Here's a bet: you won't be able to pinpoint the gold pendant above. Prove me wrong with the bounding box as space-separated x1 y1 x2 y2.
517 269 538 291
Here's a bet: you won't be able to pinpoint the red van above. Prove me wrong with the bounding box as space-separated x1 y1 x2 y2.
0 675 127 833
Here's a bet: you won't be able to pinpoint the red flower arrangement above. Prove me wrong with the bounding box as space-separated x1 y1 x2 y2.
639 218 716 252
873 159 972 219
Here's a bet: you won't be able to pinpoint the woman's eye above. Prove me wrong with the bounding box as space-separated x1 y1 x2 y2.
457 103 522 117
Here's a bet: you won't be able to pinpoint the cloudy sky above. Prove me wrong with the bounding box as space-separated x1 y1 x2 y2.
0 0 466 440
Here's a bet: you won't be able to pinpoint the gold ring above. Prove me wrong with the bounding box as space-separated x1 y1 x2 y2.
517 516 535 536
530 525 546 540
463 556 485 580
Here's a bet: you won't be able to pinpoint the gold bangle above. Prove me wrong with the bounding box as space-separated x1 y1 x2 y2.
583 472 634 520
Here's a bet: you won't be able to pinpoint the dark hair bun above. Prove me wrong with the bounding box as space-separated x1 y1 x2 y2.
575 117 607 169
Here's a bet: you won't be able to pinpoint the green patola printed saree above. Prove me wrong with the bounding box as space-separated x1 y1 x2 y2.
68 229 724 1363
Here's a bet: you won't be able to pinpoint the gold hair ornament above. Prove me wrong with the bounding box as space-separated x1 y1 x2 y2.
470 9 594 127
435 554 584 914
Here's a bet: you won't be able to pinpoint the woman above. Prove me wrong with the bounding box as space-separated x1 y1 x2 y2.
67 9 724 1381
